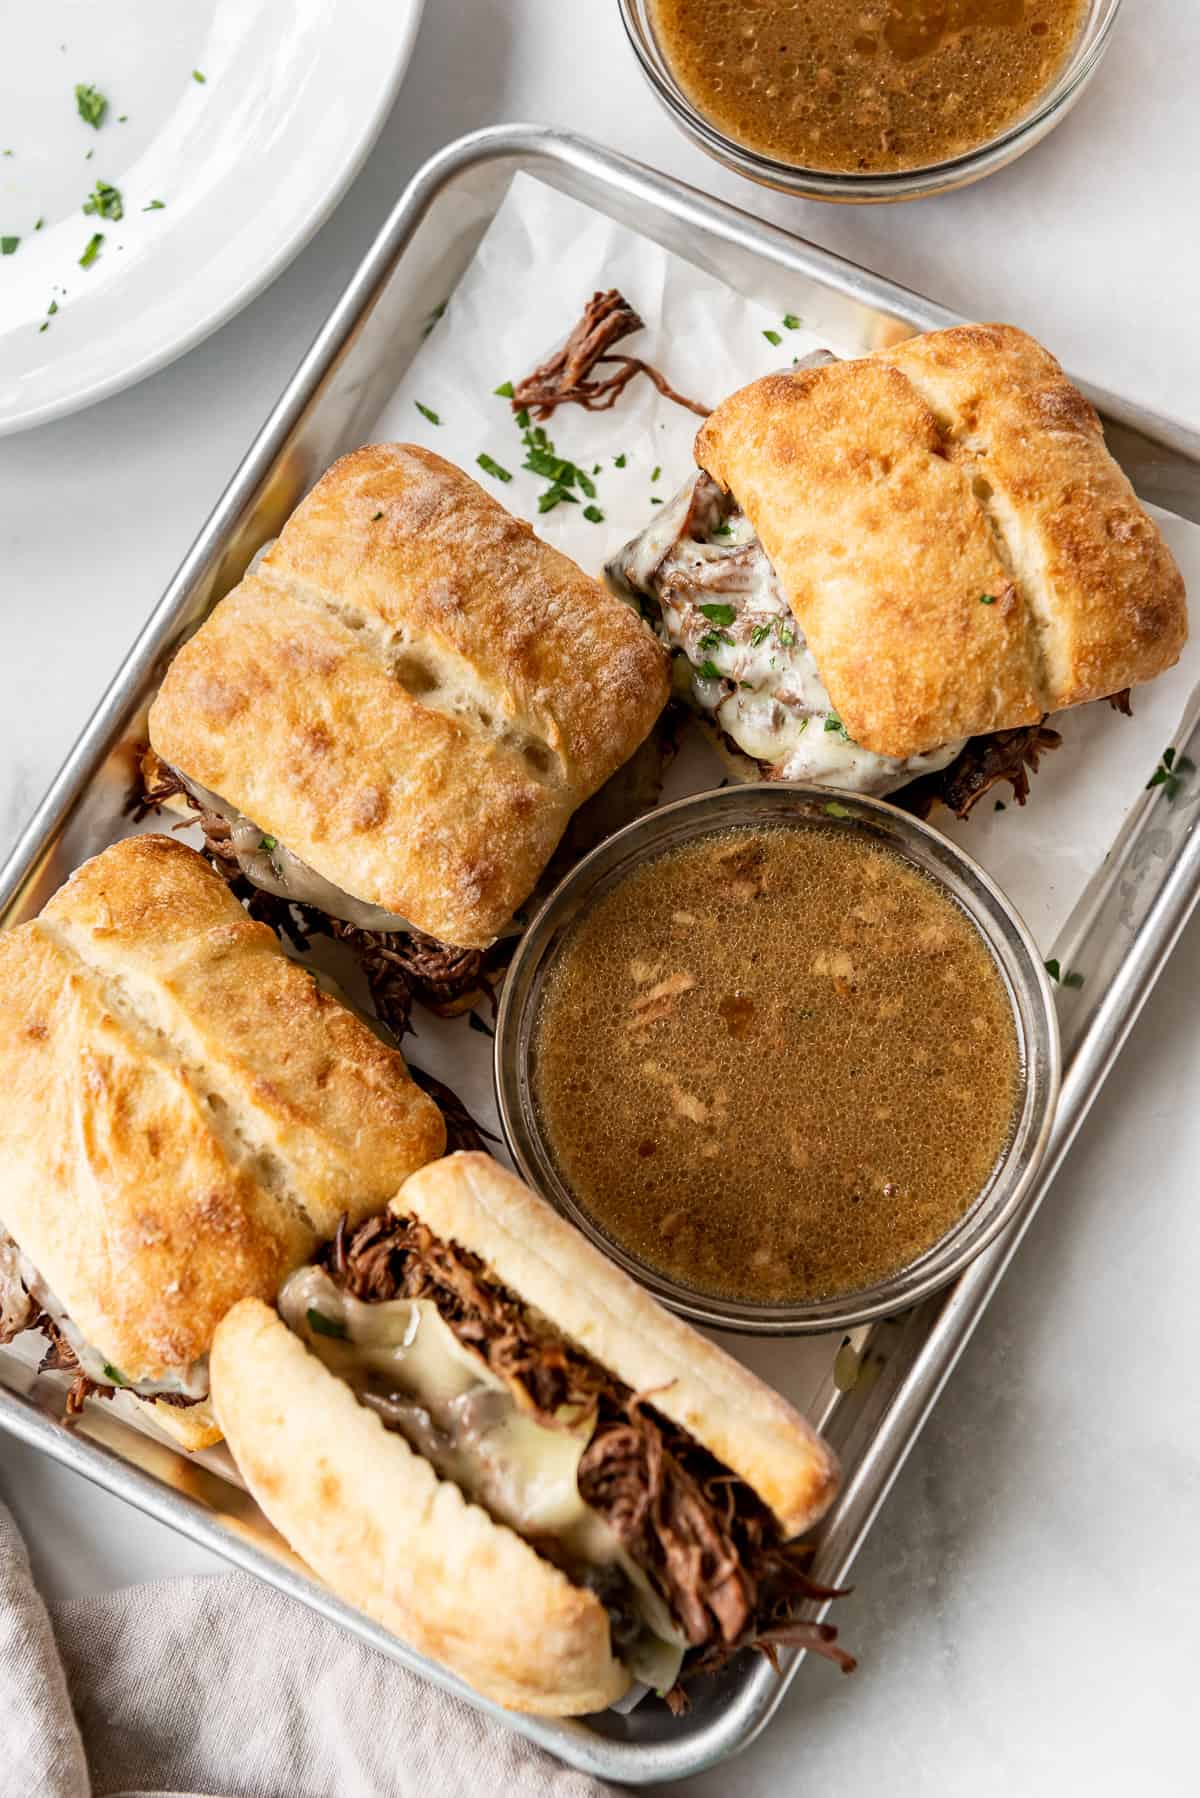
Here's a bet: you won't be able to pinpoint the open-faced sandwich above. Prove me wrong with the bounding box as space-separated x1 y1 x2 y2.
145 444 671 1033
0 835 445 1447
210 1153 847 1714
609 323 1188 814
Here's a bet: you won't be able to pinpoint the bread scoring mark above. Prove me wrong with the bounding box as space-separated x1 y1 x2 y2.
894 360 1054 707
34 914 327 1253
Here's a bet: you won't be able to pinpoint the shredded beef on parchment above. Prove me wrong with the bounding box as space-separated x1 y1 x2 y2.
511 289 710 423
325 1212 853 1705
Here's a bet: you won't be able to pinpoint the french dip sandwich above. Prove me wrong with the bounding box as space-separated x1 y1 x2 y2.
0 835 445 1448
211 1153 844 1714
610 324 1188 812
147 445 671 1021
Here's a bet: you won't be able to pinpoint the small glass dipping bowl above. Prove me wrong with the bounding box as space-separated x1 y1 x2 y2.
495 784 1059 1335
618 0 1122 203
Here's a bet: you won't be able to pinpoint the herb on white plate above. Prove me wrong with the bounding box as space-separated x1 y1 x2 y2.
75 83 107 127
83 179 123 221
78 231 103 268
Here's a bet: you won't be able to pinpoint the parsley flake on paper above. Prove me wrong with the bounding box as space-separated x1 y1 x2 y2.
476 453 512 484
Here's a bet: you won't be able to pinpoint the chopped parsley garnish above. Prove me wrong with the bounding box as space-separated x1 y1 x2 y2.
83 179 123 220
1043 959 1083 988
371 509 383 521
699 602 736 626
34 217 45 230
79 231 103 267
697 630 732 650
1044 959 1061 982
476 453 512 484
696 659 723 681
306 1308 347 1339
749 623 772 648
591 463 601 475
614 452 627 468
75 83 107 127
994 800 1006 812
493 379 515 397
1064 970 1085 989
711 521 733 538
193 69 207 84
143 198 166 211
782 312 802 330
514 407 530 428
979 592 997 605
651 465 661 482
582 503 605 523
523 445 574 483
421 300 447 338
414 401 441 425
650 496 663 505
538 484 577 514
776 620 795 648
824 714 851 741
47 300 58 315
468 1010 496 1039
576 466 597 499
824 800 854 819
0 237 18 256
763 328 782 347
260 835 277 852
1146 745 1195 801
102 1361 128 1386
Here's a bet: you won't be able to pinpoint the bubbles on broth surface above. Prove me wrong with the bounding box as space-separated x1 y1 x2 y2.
532 825 1021 1304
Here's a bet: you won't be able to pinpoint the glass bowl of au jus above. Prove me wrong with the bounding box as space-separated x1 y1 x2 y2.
494 784 1059 1335
619 0 1123 203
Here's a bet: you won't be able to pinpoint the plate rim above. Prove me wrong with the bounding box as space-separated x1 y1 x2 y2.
0 0 425 439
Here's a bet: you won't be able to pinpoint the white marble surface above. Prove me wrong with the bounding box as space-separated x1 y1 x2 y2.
2 3 1199 1792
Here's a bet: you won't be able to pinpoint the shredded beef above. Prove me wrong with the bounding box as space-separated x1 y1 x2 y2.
512 290 710 422
897 721 1063 821
325 1213 852 1698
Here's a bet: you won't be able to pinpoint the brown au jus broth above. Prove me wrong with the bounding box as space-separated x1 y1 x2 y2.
651 0 1088 175
532 824 1020 1304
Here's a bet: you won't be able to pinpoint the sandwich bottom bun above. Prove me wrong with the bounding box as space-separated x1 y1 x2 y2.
210 1297 629 1715
139 1394 223 1452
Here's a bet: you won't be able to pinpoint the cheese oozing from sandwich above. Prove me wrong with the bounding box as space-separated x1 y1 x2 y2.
279 1264 687 1691
608 472 962 795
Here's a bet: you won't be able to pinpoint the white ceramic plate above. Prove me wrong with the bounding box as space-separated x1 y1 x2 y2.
0 0 423 436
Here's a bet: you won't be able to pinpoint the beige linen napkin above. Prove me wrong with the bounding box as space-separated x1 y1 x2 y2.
0 1499 613 1798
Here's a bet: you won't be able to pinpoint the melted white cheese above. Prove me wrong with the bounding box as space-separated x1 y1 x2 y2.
609 475 962 796
280 1266 686 1688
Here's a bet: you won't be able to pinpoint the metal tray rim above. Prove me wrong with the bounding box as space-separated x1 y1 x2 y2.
4 124 1200 1786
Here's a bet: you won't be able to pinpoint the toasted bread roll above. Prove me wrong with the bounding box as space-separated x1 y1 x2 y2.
397 1154 837 1538
0 835 445 1439
149 445 671 949
696 323 1186 760
212 1298 629 1714
211 1155 840 1712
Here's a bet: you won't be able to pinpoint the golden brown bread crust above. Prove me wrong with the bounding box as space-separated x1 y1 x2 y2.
395 1155 839 1540
149 445 670 948
0 835 444 1387
211 1299 629 1714
696 324 1187 759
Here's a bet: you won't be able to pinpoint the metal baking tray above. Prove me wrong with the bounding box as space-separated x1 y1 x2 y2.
3 126 1199 1785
